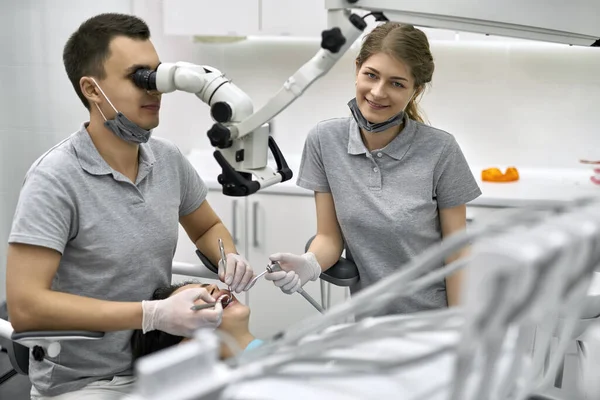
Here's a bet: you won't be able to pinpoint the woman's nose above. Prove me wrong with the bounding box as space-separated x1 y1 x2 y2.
370 82 387 99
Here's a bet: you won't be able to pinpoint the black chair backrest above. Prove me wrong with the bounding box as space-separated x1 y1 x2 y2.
305 236 359 286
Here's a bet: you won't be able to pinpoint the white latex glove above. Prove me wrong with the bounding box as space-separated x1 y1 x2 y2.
265 252 321 294
218 253 256 293
141 287 223 336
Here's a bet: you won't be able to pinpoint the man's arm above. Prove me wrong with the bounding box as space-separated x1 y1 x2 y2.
179 200 238 267
6 243 142 333
440 204 469 307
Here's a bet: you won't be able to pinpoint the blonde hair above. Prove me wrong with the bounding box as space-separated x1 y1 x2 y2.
356 23 434 124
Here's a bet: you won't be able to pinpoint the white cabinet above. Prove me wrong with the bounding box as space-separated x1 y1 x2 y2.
260 0 327 38
162 0 261 37
173 189 249 302
163 0 328 38
246 193 348 338
173 190 244 266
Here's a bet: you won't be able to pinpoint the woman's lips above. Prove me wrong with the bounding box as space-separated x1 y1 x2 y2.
366 98 389 110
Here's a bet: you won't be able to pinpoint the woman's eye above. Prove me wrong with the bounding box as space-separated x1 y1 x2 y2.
365 72 376 79
392 81 405 88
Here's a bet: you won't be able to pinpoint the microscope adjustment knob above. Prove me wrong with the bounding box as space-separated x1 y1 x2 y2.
207 123 233 149
321 28 346 53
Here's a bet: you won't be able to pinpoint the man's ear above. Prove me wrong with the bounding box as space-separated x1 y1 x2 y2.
80 77 102 105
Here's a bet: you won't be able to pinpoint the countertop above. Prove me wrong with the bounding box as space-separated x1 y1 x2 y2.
187 150 600 208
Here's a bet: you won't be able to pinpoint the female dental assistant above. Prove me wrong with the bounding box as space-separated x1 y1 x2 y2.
264 22 482 314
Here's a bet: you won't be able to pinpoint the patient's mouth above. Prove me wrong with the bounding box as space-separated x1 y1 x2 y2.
217 293 234 308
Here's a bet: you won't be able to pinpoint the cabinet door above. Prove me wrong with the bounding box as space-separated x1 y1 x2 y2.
163 0 260 37
260 0 328 37
246 193 347 338
206 189 247 252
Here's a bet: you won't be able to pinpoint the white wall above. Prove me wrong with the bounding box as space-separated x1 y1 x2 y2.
0 0 133 301
150 37 600 170
2 0 600 300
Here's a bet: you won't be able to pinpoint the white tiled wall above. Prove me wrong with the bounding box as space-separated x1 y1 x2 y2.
2 0 600 301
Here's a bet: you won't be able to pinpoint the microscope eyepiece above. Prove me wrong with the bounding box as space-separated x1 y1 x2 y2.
132 68 157 91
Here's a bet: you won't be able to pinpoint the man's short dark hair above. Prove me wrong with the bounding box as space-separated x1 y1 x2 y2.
63 13 151 110
130 281 197 362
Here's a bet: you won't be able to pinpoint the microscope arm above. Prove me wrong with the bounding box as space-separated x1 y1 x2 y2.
148 11 368 196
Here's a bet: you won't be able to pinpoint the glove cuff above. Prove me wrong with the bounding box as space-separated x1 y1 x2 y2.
141 300 158 334
303 252 322 281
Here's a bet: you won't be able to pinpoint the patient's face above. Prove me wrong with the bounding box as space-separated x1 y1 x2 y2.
172 283 251 335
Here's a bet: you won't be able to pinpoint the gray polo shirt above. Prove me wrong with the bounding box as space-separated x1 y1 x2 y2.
297 116 481 314
8 124 207 396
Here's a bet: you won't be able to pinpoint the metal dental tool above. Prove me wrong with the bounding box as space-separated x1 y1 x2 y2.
267 262 325 314
218 238 232 295
247 268 270 288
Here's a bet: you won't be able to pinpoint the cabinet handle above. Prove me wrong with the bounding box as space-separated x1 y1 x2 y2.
232 200 238 245
258 0 262 30
253 201 259 248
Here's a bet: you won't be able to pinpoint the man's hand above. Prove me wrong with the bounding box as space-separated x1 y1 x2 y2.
142 287 223 336
218 253 256 293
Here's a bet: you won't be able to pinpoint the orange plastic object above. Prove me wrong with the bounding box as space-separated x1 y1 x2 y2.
481 167 520 182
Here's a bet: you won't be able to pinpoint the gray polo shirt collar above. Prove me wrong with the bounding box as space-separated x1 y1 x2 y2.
72 123 156 181
347 116 418 160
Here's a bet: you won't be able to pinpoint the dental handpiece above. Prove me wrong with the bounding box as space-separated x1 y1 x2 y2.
267 262 325 314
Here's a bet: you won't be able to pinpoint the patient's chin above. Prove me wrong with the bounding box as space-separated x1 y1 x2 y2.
224 302 250 320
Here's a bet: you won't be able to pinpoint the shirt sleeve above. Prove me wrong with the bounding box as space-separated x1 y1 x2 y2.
177 148 208 217
8 169 77 254
296 124 331 193
433 137 482 209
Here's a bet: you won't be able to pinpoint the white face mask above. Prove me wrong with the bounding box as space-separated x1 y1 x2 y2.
91 78 153 144
348 91 416 133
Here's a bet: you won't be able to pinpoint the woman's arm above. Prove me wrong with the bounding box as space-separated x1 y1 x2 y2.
439 204 469 307
307 192 345 272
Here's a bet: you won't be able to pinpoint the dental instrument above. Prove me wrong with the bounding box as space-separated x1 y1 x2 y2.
247 268 270 288
218 238 233 295
267 262 326 314
190 303 221 311
190 295 232 311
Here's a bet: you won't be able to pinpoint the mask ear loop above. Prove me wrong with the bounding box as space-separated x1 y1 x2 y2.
90 77 119 119
94 103 109 122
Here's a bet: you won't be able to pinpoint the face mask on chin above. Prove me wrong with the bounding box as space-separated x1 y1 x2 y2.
347 91 416 133
90 77 153 144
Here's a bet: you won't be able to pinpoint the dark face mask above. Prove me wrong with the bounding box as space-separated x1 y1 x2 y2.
91 78 153 144
347 91 415 133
